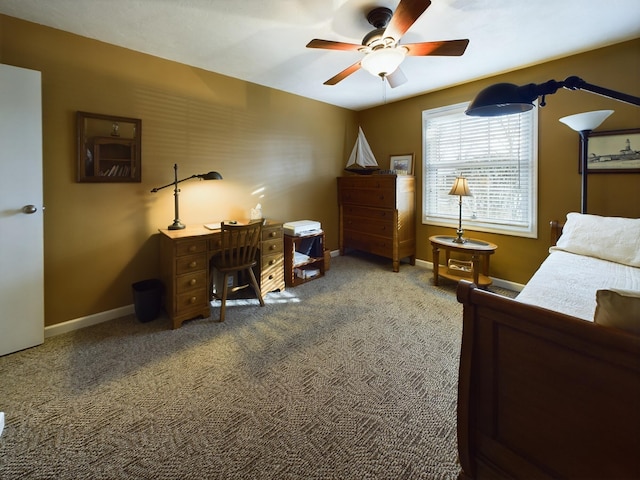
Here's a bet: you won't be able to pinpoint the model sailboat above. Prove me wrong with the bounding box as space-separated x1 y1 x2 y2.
345 127 379 174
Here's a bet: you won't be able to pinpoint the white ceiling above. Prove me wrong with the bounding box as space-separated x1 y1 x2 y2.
1 0 639 111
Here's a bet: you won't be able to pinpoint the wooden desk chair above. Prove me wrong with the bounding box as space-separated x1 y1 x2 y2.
210 220 265 322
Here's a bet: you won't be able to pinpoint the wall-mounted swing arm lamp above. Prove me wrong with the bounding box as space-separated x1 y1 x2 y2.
150 163 223 230
465 75 640 117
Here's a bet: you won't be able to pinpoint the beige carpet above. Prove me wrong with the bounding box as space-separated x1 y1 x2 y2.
0 252 515 479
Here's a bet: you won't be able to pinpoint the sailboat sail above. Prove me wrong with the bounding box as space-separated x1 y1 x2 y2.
346 127 379 172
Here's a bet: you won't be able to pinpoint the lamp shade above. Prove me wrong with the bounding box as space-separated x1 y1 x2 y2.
361 47 406 78
198 171 223 180
559 110 614 132
465 83 536 117
448 176 472 197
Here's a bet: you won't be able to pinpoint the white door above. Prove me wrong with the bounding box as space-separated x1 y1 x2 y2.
0 64 44 356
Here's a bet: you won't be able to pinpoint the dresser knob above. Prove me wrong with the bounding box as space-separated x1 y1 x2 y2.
189 278 197 286
189 261 197 268
268 275 274 280
189 296 197 304
270 232 277 237
270 245 276 250
189 245 196 252
269 259 275 265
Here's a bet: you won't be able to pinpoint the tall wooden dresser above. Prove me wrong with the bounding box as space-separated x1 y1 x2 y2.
337 175 415 272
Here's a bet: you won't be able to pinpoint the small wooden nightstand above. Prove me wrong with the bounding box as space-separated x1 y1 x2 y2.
429 235 497 287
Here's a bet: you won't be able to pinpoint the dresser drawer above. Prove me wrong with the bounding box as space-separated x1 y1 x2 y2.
338 186 396 208
338 175 396 190
343 215 394 237
175 239 207 257
176 253 208 275
342 204 395 221
176 270 207 294
343 230 393 258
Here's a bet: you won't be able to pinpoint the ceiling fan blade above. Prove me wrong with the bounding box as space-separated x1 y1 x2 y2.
403 39 469 56
383 0 431 41
323 61 362 86
306 39 362 51
386 68 408 88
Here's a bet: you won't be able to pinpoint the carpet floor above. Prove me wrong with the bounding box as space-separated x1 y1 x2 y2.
0 252 516 479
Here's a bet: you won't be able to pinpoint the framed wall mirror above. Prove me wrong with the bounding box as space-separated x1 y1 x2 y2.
77 111 142 182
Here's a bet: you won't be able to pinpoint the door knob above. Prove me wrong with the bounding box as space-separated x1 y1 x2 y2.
22 205 37 214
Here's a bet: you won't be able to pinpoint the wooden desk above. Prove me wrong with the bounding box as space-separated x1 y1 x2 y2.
429 235 497 287
159 220 284 329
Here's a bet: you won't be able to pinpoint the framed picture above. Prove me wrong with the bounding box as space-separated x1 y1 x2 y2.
584 128 640 173
390 153 414 175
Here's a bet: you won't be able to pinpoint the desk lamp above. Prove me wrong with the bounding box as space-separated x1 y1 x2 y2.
151 163 222 230
559 110 613 214
449 176 472 243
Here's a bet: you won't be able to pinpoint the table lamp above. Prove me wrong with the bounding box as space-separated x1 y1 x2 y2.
449 176 472 243
150 163 222 230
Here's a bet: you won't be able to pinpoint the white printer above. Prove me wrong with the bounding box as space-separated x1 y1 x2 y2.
283 220 322 236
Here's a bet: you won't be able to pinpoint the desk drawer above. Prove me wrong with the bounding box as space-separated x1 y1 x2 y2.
176 270 207 294
176 288 209 311
176 239 207 257
260 253 284 292
262 226 283 242
209 237 223 253
176 253 208 275
262 238 283 254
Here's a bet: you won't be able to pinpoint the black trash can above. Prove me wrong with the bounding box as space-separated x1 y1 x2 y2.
132 279 164 322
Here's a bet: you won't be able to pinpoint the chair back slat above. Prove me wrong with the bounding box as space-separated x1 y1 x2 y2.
217 220 262 269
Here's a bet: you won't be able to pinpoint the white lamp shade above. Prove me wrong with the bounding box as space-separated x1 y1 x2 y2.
448 176 472 197
559 109 614 132
361 48 406 77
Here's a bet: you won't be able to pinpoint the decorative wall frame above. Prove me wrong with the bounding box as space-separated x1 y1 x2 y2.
77 111 142 182
584 128 640 173
390 153 414 175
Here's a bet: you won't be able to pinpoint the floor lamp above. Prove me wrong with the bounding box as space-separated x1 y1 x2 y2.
559 110 613 214
151 163 223 230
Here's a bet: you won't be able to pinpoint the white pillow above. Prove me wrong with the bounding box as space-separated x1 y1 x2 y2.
594 289 640 335
550 212 640 267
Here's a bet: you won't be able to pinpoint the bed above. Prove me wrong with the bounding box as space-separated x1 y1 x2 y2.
455 213 640 479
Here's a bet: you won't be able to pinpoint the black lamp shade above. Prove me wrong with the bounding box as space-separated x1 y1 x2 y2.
465 83 536 117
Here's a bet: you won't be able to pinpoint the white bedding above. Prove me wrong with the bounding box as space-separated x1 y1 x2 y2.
515 250 640 322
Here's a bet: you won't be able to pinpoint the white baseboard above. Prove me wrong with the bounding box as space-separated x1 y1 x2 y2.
44 253 521 338
44 304 134 338
415 258 524 292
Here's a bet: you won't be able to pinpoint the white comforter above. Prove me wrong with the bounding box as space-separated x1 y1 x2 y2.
515 250 640 322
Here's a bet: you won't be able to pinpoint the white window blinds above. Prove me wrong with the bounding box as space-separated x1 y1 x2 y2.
422 102 538 237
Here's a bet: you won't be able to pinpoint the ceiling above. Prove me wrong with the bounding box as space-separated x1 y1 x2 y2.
1 0 639 111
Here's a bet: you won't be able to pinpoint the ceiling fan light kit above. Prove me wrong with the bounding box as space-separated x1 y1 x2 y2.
361 47 406 78
306 0 468 88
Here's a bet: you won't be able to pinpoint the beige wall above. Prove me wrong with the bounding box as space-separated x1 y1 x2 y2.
1 15 357 326
2 14 639 326
357 39 640 284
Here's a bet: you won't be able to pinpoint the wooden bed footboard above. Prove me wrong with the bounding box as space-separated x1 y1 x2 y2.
456 281 640 479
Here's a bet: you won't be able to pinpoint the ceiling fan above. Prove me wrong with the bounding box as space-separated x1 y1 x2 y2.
306 0 469 88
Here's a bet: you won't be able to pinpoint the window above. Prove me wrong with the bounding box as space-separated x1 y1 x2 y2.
422 102 538 238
